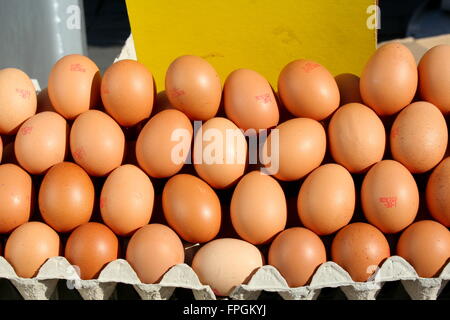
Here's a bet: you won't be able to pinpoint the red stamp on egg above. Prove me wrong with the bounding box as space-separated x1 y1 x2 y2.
255 93 271 104
21 126 33 135
16 88 31 99
73 146 86 161
172 87 185 98
379 196 397 208
301 62 320 73
391 127 399 138
100 196 106 209
70 63 86 72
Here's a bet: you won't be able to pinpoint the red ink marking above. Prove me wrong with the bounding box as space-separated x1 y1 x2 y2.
102 86 110 95
73 147 86 160
379 196 397 208
70 63 86 72
172 87 185 98
100 196 106 209
15 88 31 99
21 126 33 135
255 93 271 104
302 62 320 73
391 127 399 138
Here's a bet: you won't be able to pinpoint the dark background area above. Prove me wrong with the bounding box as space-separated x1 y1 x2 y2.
84 0 130 47
83 0 450 47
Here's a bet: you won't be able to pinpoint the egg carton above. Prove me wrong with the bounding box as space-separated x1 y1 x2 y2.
0 254 448 300
230 256 450 300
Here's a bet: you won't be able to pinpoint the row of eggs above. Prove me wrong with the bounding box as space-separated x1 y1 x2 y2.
2 214 448 296
0 43 449 129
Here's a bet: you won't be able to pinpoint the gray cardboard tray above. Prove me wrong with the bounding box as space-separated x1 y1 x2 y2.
0 251 448 300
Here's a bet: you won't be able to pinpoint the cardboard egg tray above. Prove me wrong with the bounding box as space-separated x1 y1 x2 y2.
0 244 449 300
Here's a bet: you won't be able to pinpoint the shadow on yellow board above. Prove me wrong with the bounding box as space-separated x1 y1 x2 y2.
125 0 377 91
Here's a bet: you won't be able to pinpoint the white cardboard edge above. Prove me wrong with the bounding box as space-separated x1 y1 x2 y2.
31 79 41 92
114 33 137 63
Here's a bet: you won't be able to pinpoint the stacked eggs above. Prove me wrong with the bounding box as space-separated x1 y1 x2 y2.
0 43 449 298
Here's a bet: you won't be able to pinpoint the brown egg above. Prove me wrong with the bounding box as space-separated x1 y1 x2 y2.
269 227 326 287
15 112 68 174
5 222 60 278
426 157 450 227
277 59 339 120
0 164 32 233
0 136 2 163
361 160 419 234
193 117 247 189
298 164 355 235
224 68 279 131
335 73 363 106
192 238 263 296
397 220 450 278
390 101 447 173
231 171 286 244
418 45 450 114
36 88 55 113
328 103 385 173
360 42 417 116
48 54 101 119
101 60 154 127
165 55 221 120
39 162 94 233
162 174 221 243
262 118 326 181
136 109 192 178
70 110 124 176
331 222 390 282
101 164 154 236
65 222 118 280
126 224 185 284
0 68 37 135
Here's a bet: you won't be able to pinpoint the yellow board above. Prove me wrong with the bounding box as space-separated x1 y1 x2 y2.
125 0 377 91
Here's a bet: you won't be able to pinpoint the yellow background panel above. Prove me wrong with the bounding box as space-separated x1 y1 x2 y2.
125 0 377 91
